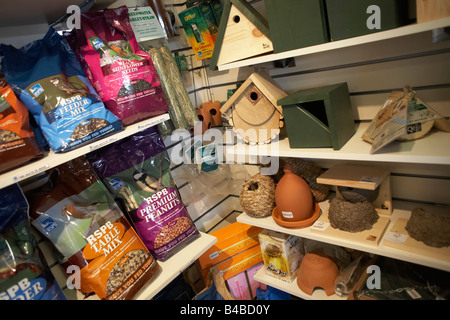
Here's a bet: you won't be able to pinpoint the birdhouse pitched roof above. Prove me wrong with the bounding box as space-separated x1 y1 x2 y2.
221 73 287 115
209 0 272 71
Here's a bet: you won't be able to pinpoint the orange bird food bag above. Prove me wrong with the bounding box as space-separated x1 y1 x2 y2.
24 156 159 300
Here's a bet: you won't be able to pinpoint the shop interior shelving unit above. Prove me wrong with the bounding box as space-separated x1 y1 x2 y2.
223 16 450 300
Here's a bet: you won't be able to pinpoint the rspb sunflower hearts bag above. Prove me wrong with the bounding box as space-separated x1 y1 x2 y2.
74 6 169 126
0 27 122 153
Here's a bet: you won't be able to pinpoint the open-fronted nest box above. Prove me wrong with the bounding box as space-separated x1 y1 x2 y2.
209 0 273 70
221 73 287 145
278 82 356 150
316 165 392 216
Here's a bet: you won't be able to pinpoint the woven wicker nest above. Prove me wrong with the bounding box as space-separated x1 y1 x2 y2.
329 195 379 233
240 174 276 218
267 158 330 203
406 207 450 248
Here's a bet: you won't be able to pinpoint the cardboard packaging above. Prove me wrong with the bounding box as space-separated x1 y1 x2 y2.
198 222 263 270
246 262 267 298
226 271 252 300
178 4 219 60
202 244 263 281
259 230 303 282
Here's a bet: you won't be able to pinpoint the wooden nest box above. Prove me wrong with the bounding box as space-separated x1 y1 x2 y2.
221 73 287 145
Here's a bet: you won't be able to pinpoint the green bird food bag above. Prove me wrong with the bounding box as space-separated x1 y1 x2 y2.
24 156 159 300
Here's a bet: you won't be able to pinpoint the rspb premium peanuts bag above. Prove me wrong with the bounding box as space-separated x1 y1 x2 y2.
88 127 199 261
0 28 122 153
0 183 66 300
24 156 159 300
72 6 169 126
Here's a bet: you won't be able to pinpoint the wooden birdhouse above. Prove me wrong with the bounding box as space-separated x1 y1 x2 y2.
221 73 287 145
209 0 273 70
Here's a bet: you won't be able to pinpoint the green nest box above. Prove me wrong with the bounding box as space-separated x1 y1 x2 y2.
325 0 409 41
265 0 329 53
278 83 355 150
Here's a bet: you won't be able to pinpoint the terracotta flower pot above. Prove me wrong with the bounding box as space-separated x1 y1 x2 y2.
274 163 315 223
297 251 339 296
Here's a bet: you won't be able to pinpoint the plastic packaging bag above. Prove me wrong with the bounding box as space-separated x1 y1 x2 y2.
0 183 66 300
73 6 169 126
88 127 199 261
0 28 122 153
24 156 159 300
0 78 43 173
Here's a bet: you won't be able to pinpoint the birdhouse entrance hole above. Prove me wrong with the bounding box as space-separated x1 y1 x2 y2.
233 15 241 23
300 100 329 127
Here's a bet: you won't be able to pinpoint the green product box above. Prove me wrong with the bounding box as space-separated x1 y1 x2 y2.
179 5 218 60
278 83 355 151
325 0 409 41
265 0 329 53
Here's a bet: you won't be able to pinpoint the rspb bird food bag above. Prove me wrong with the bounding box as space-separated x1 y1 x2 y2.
0 28 122 153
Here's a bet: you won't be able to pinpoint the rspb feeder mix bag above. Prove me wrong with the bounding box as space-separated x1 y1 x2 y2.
0 28 122 153
73 6 169 125
24 156 159 300
88 127 199 261
0 183 66 300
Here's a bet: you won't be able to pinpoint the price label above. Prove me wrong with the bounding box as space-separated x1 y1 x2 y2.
385 231 408 243
89 136 118 151
311 220 329 231
14 163 50 181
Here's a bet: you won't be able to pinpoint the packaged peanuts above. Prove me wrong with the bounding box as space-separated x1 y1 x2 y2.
87 127 200 261
24 156 159 300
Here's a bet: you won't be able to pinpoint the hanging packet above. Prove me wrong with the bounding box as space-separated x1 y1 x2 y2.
0 27 122 153
0 183 66 300
88 127 199 261
24 156 159 300
73 6 169 126
0 78 43 173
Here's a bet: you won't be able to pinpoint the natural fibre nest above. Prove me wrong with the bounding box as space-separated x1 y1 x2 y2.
406 207 450 248
240 174 276 218
328 194 379 233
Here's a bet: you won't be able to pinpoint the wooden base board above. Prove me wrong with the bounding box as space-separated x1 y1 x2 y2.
310 210 390 247
383 218 450 264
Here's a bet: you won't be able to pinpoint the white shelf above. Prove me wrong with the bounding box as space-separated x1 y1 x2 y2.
237 200 450 273
253 267 347 300
226 122 450 165
0 113 170 189
217 17 450 71
133 232 217 300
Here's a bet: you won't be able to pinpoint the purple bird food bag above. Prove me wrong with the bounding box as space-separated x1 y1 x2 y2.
74 6 168 126
87 127 199 260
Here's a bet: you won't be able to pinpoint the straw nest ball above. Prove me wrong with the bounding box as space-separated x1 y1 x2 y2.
240 174 276 218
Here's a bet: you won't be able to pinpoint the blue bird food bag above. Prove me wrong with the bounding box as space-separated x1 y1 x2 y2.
0 28 122 153
0 183 66 300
